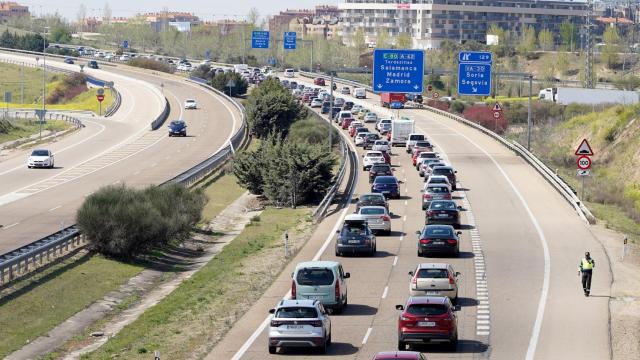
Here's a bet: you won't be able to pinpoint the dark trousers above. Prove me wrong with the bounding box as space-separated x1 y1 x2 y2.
582 270 593 294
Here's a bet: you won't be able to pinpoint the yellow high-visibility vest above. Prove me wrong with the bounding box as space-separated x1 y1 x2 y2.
581 258 594 270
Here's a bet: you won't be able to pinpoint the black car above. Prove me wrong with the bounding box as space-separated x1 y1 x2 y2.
289 81 298 89
355 193 388 212
330 107 342 120
406 94 424 104
363 133 381 150
87 60 99 69
369 163 394 183
426 200 462 228
168 120 187 137
371 175 401 199
343 101 354 111
432 165 458 190
64 57 74 64
416 224 461 257
335 217 376 256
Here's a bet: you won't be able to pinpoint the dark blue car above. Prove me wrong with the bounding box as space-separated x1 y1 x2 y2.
371 175 401 199
321 102 331 114
168 120 187 137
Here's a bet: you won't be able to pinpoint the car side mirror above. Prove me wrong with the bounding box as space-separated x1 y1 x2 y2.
291 272 294 278
455 272 461 277
454 305 462 312
455 171 458 173
457 206 463 210
415 230 421 235
420 189 424 193
336 230 340 233
395 305 404 311
408 271 414 276
269 308 275 314
344 272 350 278
456 231 462 235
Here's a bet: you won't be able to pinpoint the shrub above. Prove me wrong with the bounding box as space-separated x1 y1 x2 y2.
450 100 466 114
287 118 339 146
77 184 206 258
211 72 248 96
127 58 175 74
425 99 450 111
245 78 306 138
462 105 508 134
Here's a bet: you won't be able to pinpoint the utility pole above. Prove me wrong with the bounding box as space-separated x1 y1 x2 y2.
329 72 334 152
40 31 46 140
585 0 595 88
527 74 533 150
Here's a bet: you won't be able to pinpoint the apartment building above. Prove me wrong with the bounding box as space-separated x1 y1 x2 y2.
0 1 28 23
340 0 592 49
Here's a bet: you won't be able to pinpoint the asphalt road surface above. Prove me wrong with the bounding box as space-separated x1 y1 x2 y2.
207 74 611 360
0 52 241 254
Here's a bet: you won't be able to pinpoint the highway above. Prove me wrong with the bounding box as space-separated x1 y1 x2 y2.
208 74 611 360
0 51 241 254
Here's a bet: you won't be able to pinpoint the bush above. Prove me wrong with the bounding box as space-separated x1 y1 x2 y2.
425 99 450 111
46 73 88 104
463 105 508 134
288 118 339 146
211 72 248 96
127 58 175 73
77 184 206 258
245 78 306 138
450 100 466 114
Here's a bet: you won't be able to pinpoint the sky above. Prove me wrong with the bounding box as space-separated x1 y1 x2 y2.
21 0 339 22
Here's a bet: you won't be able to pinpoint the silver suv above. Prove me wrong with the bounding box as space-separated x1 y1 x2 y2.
268 299 332 354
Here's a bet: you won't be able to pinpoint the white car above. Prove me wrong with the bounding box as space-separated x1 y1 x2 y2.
363 112 378 123
408 263 459 300
354 132 369 146
27 149 54 168
184 99 197 109
406 133 426 153
362 151 385 170
268 299 331 354
353 87 366 99
424 174 452 192
310 98 323 108
372 140 391 153
355 206 391 235
284 68 295 78
119 54 129 61
376 119 392 132
351 105 363 115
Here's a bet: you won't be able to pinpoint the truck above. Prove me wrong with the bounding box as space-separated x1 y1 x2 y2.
233 64 248 73
539 87 640 105
390 118 415 147
380 93 406 108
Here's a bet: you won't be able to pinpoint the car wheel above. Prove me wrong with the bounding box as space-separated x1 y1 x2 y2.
27 166 31 169
268 345 277 354
334 304 343 315
327 331 332 346
417 249 423 257
448 333 459 351
398 340 406 351
319 339 328 354
335 249 341 257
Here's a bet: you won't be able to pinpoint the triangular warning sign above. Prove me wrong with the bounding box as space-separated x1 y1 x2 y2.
493 102 502 112
575 139 594 156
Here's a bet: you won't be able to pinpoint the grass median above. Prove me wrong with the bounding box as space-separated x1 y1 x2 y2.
0 118 72 144
82 207 311 360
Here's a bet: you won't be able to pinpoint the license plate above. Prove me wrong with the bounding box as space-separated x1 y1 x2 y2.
418 321 436 327
382 191 390 194
438 214 449 218
426 291 439 295
348 240 360 244
308 295 323 300
286 325 304 329
433 241 444 245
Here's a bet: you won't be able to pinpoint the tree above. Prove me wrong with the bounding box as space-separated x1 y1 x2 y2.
541 55 557 87
516 25 536 57
376 28 390 48
210 72 248 96
247 7 260 26
103 2 112 24
559 20 577 51
602 26 621 69
488 24 512 57
245 78 306 138
613 74 640 90
396 32 412 49
77 3 87 33
557 51 570 75
538 28 553 51
353 27 366 52
49 24 72 43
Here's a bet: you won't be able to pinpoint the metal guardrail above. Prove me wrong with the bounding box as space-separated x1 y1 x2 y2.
104 87 121 117
0 74 247 286
6 109 84 128
151 98 170 130
307 72 596 224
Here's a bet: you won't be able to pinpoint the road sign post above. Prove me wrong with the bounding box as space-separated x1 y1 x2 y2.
251 31 270 49
96 94 105 116
458 51 493 96
284 32 297 50
575 139 594 201
372 49 424 94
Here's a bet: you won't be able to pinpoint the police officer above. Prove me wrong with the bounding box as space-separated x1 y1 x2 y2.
578 252 595 297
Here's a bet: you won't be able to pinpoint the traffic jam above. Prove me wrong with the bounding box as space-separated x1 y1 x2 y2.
266 74 470 358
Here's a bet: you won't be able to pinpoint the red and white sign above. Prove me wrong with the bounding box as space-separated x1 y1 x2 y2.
493 111 501 119
96 94 105 102
575 138 594 156
427 85 433 92
432 92 439 99
396 3 410 9
576 155 592 170
493 102 502 112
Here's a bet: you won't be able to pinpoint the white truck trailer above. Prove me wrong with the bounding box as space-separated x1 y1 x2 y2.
390 118 415 147
539 87 640 105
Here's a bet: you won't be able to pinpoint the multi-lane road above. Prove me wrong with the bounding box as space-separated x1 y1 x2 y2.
208 74 611 360
0 51 241 254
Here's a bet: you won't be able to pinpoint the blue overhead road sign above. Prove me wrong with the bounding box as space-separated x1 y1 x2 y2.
251 31 270 49
372 49 424 93
284 32 296 50
458 51 492 96
458 51 492 63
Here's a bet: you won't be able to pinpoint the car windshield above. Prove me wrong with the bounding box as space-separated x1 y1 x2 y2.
360 207 385 215
417 268 449 279
361 194 384 203
186 100 195 103
366 134 379 140
434 168 454 175
423 227 453 237
31 150 49 156
275 307 318 319
415 141 431 147
375 177 396 184
407 304 448 316
340 113 351 118
428 187 449 194
170 121 184 126
430 201 456 210
296 268 335 286
409 135 425 141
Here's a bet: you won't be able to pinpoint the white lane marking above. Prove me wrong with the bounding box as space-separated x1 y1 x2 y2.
164 88 185 120
2 222 19 229
48 205 62 211
404 200 407 206
400 235 404 242
426 119 551 359
393 256 398 266
362 327 373 344
231 122 359 360
382 286 389 299
403 215 407 222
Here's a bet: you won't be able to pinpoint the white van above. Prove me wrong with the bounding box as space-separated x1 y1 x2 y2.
353 88 366 99
233 64 248 73
284 68 295 78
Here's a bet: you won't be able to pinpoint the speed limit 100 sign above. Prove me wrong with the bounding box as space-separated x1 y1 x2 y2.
576 155 592 170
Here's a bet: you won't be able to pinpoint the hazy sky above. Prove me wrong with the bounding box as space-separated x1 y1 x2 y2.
21 1 339 22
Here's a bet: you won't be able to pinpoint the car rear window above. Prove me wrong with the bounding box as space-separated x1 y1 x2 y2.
367 152 383 157
434 168 454 175
428 186 449 194
423 227 453 237
375 177 396 184
361 194 384 202
407 304 448 316
360 207 385 215
430 201 456 210
429 178 447 184
417 268 449 279
296 268 335 286
409 135 425 141
372 164 390 171
276 307 318 319
340 112 351 118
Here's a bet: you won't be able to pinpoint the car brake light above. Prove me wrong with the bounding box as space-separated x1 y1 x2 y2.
411 274 417 285
270 320 283 327
448 272 455 284
447 239 458 245
420 238 431 244
291 280 296 299
382 215 390 221
335 280 340 301
423 194 432 199
426 210 434 217
444 194 452 200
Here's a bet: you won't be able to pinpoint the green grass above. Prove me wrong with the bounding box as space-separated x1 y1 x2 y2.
0 119 72 144
83 207 310 360
199 173 246 223
588 202 640 244
0 255 143 358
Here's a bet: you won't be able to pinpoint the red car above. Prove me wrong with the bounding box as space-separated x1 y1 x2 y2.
342 118 354 130
396 296 458 351
302 93 310 102
314 77 326 86
373 351 426 360
381 150 391 164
